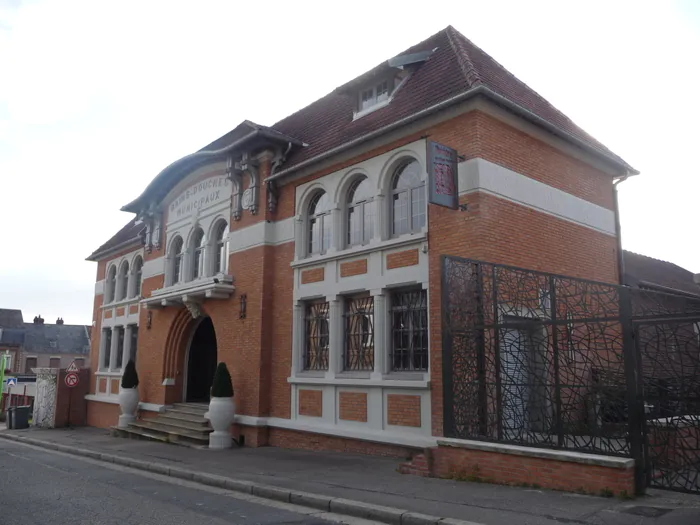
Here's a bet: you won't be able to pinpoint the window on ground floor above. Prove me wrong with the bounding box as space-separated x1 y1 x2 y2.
343 295 374 371
303 301 329 371
101 328 112 370
115 326 125 370
49 357 60 369
129 325 138 364
390 288 428 371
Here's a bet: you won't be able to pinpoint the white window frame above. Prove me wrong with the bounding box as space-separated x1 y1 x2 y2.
359 79 390 112
390 160 426 237
346 177 375 248
307 192 332 257
190 228 206 280
99 328 112 371
211 220 229 275
131 256 143 298
105 265 117 303
168 236 184 286
117 261 129 301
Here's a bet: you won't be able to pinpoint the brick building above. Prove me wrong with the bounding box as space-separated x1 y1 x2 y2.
0 310 90 374
85 26 636 452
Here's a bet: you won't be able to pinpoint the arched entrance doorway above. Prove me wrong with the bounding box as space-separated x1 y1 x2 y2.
185 317 217 403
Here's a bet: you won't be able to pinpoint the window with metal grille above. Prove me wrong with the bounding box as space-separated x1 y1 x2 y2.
115 326 125 370
308 191 332 256
390 289 428 371
391 160 425 236
344 296 374 371
101 329 111 369
303 302 329 370
347 177 375 247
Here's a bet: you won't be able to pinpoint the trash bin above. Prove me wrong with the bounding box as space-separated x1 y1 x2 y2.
6 407 15 430
13 406 30 429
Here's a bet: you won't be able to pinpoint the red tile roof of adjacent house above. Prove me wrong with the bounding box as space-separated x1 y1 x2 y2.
89 25 635 260
623 250 700 296
87 218 142 260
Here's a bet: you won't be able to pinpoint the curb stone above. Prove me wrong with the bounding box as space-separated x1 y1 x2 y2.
0 432 482 525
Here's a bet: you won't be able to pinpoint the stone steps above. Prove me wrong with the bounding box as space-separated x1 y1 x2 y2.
112 403 212 449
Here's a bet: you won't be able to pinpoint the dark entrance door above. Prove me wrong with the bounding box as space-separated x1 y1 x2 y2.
186 317 217 403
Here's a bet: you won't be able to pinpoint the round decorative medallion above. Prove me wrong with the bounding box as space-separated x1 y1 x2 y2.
241 188 253 210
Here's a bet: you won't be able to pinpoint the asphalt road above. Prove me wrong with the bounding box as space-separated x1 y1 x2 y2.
0 440 354 525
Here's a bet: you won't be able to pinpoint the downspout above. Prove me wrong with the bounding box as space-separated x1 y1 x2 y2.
613 174 629 285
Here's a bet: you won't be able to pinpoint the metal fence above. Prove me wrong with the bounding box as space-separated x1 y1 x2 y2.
441 256 700 494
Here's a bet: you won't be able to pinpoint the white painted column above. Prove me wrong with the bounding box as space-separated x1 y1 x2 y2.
328 207 342 254
108 326 119 371
293 216 304 260
373 194 386 242
371 289 386 380
326 295 343 378
291 302 303 375
182 249 192 282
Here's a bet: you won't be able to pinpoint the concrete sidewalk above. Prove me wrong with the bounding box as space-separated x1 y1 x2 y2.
1 427 699 525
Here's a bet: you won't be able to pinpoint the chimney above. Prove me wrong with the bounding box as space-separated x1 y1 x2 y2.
56 318 64 325
34 315 44 325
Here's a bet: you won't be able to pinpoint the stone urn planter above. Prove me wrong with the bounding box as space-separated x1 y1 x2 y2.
118 360 139 428
205 362 235 449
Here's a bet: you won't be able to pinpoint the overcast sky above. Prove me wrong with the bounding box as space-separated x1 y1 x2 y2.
1 0 699 325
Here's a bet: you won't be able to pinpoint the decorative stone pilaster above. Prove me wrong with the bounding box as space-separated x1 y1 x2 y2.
109 327 119 371
370 289 386 380
327 295 343 378
291 302 303 375
373 194 387 242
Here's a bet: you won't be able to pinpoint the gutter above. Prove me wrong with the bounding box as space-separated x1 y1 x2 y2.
638 281 700 300
85 236 142 262
267 85 638 182
613 175 629 285
121 130 260 213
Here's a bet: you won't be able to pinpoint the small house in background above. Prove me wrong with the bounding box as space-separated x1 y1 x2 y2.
0 310 90 374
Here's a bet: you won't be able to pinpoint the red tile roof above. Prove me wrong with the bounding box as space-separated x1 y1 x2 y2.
87 218 142 260
90 25 635 259
271 25 635 175
623 250 700 296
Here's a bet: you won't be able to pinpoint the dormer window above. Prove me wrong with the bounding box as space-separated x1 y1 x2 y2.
360 80 390 112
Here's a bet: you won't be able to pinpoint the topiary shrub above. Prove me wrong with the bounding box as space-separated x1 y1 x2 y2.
210 362 233 398
121 360 139 389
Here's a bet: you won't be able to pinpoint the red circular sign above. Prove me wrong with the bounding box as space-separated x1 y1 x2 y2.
65 372 79 388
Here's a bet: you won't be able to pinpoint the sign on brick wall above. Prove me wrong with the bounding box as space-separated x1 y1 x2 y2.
427 140 459 209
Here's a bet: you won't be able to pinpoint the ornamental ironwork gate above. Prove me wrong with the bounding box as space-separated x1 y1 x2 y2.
441 256 700 494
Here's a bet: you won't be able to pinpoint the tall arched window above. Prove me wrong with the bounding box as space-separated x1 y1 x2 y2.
212 221 228 274
391 159 425 236
190 228 205 280
347 177 374 247
132 256 143 297
170 236 184 285
105 265 117 303
117 261 129 301
308 191 332 256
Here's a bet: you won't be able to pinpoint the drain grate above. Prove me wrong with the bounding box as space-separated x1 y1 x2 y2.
622 506 673 518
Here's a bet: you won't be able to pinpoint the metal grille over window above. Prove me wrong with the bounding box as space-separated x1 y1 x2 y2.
347 177 375 247
390 289 428 371
392 160 425 236
344 296 374 371
304 302 329 371
308 191 332 256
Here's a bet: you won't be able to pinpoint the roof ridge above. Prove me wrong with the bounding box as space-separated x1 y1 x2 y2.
444 25 482 87
623 249 690 270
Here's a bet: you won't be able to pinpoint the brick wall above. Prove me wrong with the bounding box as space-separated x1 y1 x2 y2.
338 392 368 422
427 445 634 496
298 389 322 417
301 267 325 284
387 394 421 427
340 259 368 277
86 400 120 428
386 249 419 270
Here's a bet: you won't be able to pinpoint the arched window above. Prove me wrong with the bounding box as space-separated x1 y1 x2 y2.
212 221 228 275
105 265 117 303
170 236 184 285
391 159 425 236
190 228 205 280
132 256 143 297
308 191 332 256
117 261 129 301
347 177 374 247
